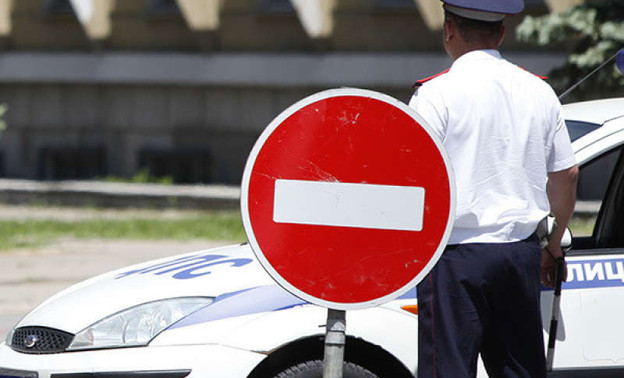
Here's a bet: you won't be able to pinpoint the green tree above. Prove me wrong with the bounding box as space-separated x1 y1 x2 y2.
516 0 624 102
0 104 7 136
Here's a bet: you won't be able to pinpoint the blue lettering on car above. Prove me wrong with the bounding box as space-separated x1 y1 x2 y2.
168 258 624 329
115 253 253 280
564 259 624 289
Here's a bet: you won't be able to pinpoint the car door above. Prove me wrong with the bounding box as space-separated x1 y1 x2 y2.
547 129 624 376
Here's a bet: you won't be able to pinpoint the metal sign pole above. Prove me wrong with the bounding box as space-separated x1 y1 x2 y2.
323 309 346 378
241 89 455 378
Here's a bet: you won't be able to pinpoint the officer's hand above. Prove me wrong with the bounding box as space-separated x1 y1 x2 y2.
541 246 567 288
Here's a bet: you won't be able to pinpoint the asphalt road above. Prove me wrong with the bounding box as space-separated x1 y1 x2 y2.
0 238 229 341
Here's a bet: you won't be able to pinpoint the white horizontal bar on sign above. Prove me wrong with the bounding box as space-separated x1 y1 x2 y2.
273 179 425 231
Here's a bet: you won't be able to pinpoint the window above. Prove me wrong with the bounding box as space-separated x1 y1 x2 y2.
38 147 106 180
577 148 620 202
258 0 295 14
593 147 624 248
43 0 74 15
566 120 602 142
146 0 181 15
373 0 416 10
139 149 212 184
571 146 622 242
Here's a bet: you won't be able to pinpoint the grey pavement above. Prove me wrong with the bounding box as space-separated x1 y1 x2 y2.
0 178 241 210
0 178 239 341
0 238 229 341
0 176 599 342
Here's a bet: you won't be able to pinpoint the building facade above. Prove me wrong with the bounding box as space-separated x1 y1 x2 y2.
0 0 573 184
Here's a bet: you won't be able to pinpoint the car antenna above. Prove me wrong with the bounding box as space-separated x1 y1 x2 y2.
558 47 624 100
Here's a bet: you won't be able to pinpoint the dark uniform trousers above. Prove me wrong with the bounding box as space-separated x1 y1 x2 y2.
417 234 546 378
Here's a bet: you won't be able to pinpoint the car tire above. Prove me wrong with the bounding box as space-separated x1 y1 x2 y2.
275 360 379 378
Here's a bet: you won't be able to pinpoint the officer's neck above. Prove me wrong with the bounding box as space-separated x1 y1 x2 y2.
449 45 499 60
444 25 503 61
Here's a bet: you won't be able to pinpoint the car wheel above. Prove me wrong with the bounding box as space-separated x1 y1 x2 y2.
275 360 379 378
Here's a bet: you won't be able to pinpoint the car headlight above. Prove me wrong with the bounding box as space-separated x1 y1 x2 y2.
67 297 213 351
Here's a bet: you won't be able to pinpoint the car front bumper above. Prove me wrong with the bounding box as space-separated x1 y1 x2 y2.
0 368 190 378
0 342 266 378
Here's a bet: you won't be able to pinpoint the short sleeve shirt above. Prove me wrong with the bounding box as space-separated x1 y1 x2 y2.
409 49 576 244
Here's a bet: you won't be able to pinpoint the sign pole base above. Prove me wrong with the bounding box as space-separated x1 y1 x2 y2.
323 309 346 378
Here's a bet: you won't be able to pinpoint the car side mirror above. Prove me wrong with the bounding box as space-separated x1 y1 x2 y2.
617 48 624 75
561 227 572 253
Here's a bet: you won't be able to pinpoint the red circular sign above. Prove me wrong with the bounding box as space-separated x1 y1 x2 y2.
241 88 455 310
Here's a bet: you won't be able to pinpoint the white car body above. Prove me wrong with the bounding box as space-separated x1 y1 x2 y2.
2 98 624 377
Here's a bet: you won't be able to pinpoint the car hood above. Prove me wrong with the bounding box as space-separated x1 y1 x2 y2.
16 243 275 334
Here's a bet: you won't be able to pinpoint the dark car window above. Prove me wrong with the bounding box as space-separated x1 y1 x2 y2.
593 147 624 249
577 148 621 202
566 120 602 142
570 147 622 247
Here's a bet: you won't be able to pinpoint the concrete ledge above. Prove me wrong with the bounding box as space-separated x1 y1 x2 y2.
0 52 566 88
0 179 241 210
574 200 601 216
0 178 600 216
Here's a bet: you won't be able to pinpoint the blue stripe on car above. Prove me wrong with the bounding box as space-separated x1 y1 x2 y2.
170 285 306 329
166 257 624 330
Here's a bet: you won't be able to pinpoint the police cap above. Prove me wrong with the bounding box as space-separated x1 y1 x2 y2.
442 0 524 22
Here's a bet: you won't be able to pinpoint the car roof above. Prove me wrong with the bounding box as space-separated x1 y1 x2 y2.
570 98 624 166
563 98 624 125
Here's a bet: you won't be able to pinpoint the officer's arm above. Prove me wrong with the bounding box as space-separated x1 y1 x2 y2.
542 165 579 287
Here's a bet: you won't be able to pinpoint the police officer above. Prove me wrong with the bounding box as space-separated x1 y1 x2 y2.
409 0 578 377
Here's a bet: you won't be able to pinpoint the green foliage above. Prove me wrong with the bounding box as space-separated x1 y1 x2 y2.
516 0 624 101
100 168 174 185
0 211 246 250
569 214 596 237
0 104 7 135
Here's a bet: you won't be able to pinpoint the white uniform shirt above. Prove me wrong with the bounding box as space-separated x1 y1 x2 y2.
409 49 576 244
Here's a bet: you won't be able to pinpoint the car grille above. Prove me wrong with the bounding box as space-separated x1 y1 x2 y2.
11 327 73 354
0 368 38 378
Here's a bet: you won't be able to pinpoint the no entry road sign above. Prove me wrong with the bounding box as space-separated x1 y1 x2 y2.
241 88 455 310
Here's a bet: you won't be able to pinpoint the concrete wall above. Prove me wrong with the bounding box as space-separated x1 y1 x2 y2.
0 51 566 184
7 0 91 50
0 0 575 185
0 0 563 52
0 80 412 184
0 83 295 183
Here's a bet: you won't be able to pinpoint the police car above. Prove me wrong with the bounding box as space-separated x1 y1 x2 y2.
1 97 624 378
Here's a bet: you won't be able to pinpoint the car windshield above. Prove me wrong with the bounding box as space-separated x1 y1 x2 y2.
566 120 602 142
